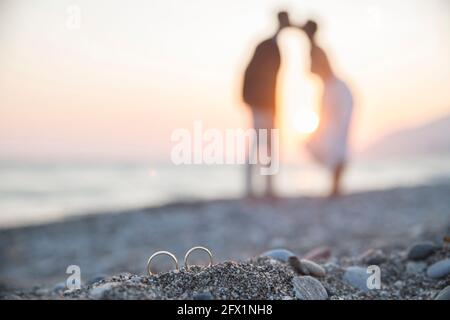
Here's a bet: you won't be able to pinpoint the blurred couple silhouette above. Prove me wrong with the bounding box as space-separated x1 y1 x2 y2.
243 11 354 199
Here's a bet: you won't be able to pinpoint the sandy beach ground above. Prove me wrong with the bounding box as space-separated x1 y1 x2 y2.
0 183 449 298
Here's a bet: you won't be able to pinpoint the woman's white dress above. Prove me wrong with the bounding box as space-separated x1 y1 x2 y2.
306 76 353 169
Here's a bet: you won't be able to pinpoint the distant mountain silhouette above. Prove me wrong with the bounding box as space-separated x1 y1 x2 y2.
362 114 450 157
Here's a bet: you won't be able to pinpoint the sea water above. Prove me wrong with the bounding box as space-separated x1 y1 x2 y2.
0 155 449 228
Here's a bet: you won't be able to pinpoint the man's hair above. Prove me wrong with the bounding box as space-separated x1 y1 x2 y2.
277 11 290 29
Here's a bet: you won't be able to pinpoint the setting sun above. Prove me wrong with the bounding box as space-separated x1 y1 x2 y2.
292 110 319 134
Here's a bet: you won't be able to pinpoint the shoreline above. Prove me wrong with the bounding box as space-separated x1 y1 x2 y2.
2 181 449 231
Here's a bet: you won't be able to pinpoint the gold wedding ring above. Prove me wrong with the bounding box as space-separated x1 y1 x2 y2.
147 251 179 275
184 246 213 270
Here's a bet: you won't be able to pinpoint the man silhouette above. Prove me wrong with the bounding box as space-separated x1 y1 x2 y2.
242 11 290 198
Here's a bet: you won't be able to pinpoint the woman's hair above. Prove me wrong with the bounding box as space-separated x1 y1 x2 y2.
310 44 333 79
303 20 318 41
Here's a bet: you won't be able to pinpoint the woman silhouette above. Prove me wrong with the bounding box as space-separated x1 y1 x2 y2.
300 20 354 197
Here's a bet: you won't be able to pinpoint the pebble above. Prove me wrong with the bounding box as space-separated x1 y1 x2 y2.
288 256 309 275
343 266 370 292
443 235 450 249
89 282 116 299
323 259 340 272
303 246 331 262
292 276 328 300
53 282 66 292
407 241 436 260
435 286 450 300
261 249 296 263
300 259 326 277
63 287 80 295
426 258 450 279
87 274 107 286
193 292 214 300
359 249 386 265
406 261 427 274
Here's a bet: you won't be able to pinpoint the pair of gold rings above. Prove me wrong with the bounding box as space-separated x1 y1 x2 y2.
147 246 213 275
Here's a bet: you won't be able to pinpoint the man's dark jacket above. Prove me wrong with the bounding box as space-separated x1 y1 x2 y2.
242 37 280 114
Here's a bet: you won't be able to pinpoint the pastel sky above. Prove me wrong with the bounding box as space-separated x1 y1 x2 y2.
0 0 449 163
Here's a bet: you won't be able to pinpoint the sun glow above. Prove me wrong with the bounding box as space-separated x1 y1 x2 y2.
278 29 320 138
293 110 319 134
274 28 325 164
